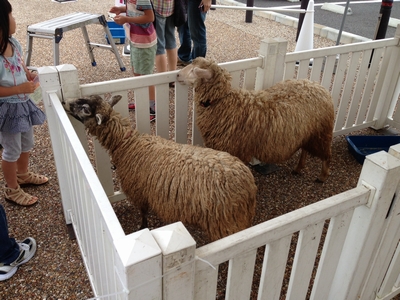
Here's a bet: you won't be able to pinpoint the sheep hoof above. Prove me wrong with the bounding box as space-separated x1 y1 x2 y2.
291 170 301 176
252 163 280 175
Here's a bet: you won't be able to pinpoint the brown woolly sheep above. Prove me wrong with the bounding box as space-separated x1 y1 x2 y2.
177 57 334 182
63 95 257 242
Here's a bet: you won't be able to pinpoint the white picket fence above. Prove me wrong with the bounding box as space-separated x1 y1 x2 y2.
38 25 400 299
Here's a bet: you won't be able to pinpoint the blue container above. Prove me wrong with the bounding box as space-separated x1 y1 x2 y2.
105 21 125 44
345 135 400 164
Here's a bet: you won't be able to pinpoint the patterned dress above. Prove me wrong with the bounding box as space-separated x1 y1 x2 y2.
0 37 45 134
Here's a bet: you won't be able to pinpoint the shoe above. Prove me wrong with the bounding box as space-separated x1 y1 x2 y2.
150 108 156 122
0 237 37 281
17 171 48 186
4 185 38 206
128 103 136 110
177 58 191 67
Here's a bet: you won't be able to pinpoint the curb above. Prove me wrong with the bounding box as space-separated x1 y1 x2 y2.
217 0 371 44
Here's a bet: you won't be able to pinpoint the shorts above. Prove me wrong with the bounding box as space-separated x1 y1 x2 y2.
130 43 157 75
155 14 177 55
0 128 34 162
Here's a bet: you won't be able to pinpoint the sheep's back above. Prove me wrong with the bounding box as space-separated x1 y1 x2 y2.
195 79 334 163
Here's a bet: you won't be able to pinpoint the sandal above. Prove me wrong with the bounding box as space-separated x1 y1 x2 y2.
17 171 48 186
4 185 38 206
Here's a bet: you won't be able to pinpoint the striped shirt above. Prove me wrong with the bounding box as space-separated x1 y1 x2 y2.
126 0 157 48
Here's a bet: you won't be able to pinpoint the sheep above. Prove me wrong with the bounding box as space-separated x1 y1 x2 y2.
63 95 257 242
176 57 335 182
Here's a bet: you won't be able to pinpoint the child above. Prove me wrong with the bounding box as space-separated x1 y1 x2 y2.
0 204 37 281
0 0 48 206
110 0 158 121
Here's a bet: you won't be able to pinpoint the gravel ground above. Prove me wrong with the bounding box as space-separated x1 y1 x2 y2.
1 0 398 299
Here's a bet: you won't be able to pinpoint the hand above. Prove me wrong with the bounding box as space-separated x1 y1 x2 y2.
19 81 39 94
201 0 212 12
109 6 122 14
26 71 37 82
113 15 125 25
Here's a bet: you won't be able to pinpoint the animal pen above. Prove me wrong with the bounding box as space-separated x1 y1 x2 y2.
38 25 400 299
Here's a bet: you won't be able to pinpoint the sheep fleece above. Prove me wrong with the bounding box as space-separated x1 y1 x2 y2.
192 62 334 167
87 105 257 241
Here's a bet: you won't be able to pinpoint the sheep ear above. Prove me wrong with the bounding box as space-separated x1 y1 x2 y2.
193 67 213 80
95 114 104 125
109 95 122 108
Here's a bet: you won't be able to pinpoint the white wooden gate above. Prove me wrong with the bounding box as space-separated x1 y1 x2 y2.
39 26 400 299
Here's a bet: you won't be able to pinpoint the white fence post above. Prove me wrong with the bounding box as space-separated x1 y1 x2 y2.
255 38 287 91
151 222 196 300
38 66 72 224
114 229 163 299
328 150 400 300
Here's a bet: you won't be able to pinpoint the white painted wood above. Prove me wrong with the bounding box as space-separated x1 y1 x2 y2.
284 62 296 80
244 67 257 90
296 59 310 79
114 230 162 300
230 70 242 88
254 38 287 90
155 83 170 140
361 47 385 123
193 258 218 300
328 151 400 300
175 83 190 144
226 248 257 300
151 222 196 300
330 54 347 110
195 186 370 267
344 50 369 128
310 210 354 299
321 55 337 91
257 235 292 300
335 51 362 130
309 56 324 82
286 222 325 300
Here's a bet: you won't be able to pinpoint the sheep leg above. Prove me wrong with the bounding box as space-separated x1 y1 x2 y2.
317 159 331 183
139 203 149 229
293 149 307 175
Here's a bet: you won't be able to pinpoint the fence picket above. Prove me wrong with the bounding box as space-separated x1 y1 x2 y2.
310 210 354 299
226 248 257 300
257 235 292 300
286 222 325 299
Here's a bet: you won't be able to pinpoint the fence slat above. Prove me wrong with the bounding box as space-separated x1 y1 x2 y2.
257 235 292 300
310 210 355 300
226 249 257 300
286 222 325 300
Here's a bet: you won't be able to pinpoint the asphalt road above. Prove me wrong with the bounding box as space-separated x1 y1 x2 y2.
234 0 400 40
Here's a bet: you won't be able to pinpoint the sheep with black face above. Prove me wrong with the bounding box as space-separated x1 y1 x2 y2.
63 95 257 242
177 57 335 182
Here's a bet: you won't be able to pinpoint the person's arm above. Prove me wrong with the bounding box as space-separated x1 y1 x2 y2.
114 8 154 25
0 81 37 97
109 5 127 14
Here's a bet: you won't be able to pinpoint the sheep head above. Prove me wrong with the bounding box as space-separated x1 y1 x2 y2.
177 57 232 105
63 95 122 128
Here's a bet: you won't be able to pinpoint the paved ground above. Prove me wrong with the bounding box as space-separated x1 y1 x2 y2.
233 0 400 41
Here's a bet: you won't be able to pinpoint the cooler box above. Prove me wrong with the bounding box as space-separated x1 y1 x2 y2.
105 21 125 44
